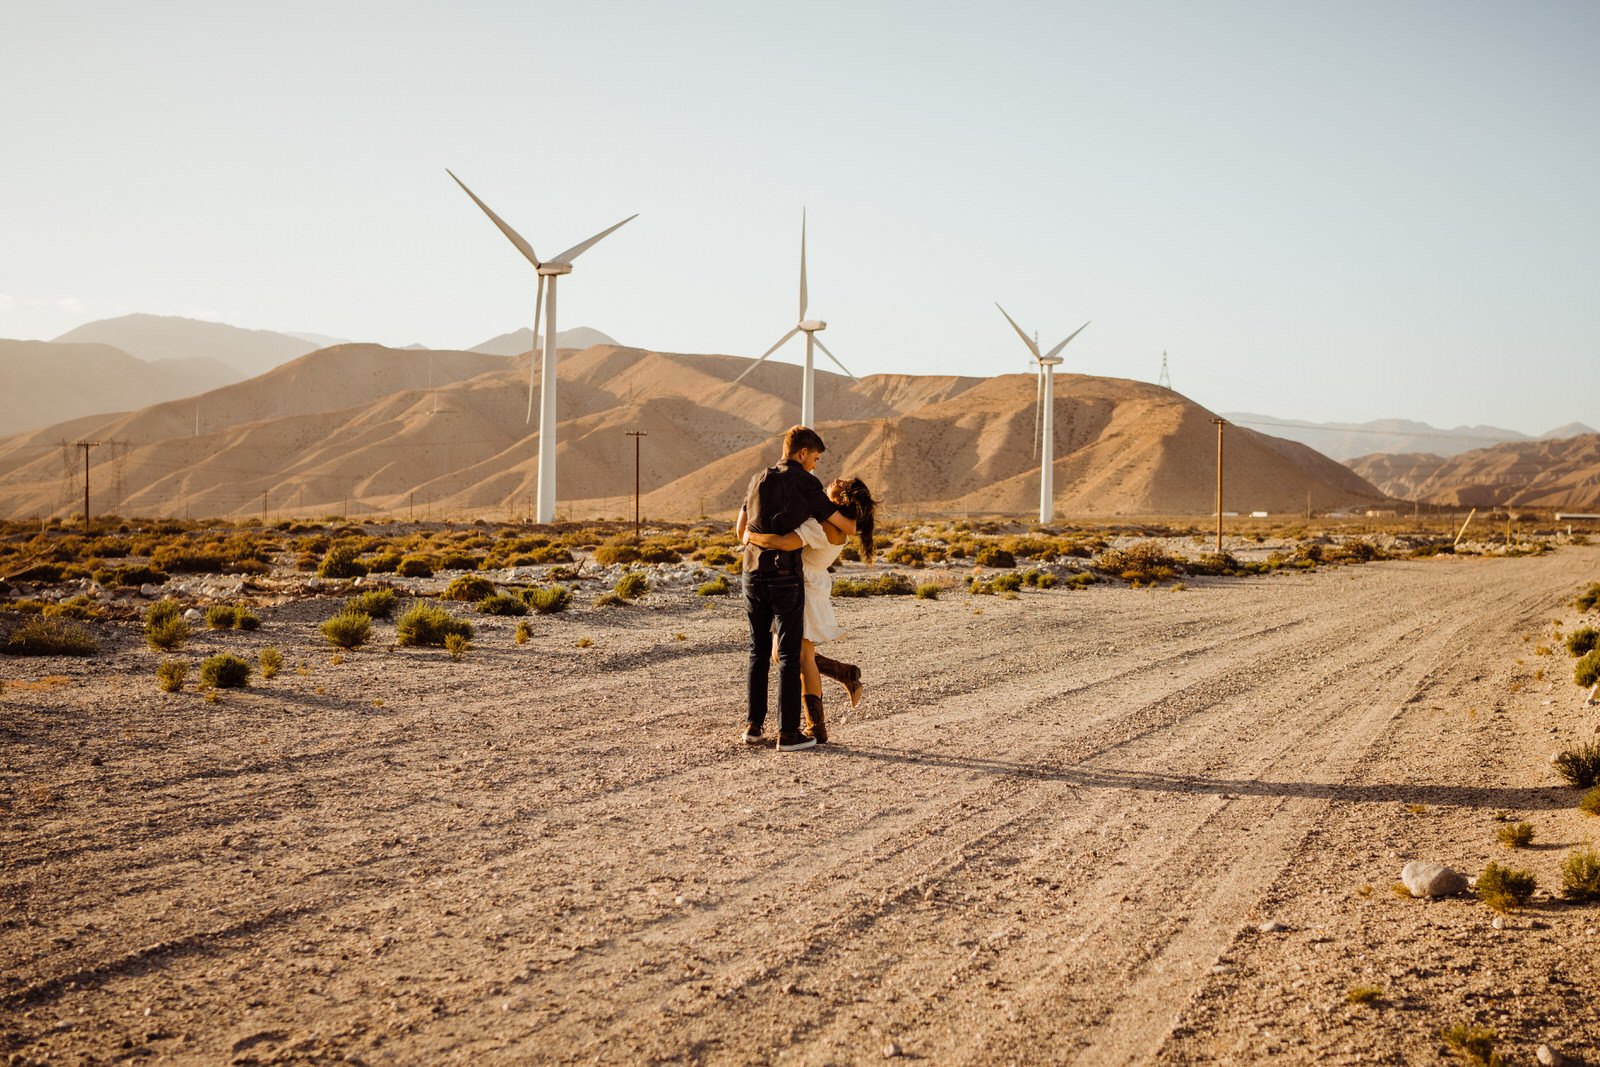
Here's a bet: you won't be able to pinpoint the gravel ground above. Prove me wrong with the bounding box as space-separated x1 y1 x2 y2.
4 547 1600 1065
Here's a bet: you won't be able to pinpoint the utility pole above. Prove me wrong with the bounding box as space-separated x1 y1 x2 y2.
625 431 647 540
261 490 268 525
1158 351 1172 390
75 441 99 531
1212 418 1226 553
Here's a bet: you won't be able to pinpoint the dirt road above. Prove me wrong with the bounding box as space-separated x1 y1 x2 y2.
5 548 1600 1064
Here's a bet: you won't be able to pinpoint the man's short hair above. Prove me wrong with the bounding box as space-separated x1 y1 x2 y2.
783 425 826 456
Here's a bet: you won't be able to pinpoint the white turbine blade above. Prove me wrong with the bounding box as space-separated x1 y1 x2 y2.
1033 365 1043 460
732 327 802 384
552 214 639 263
527 274 544 423
799 209 808 320
1043 320 1092 360
447 169 541 268
811 335 856 380
995 303 1040 358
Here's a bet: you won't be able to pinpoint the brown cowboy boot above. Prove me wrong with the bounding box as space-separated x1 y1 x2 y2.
802 693 828 744
813 652 862 708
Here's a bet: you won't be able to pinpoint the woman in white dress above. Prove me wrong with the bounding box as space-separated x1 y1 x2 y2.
743 477 878 743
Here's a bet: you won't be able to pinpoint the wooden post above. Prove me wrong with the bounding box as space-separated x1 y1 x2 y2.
75 441 98 532
1212 419 1226 553
625 431 647 540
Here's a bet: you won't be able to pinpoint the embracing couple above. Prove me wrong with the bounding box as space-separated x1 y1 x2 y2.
737 425 878 752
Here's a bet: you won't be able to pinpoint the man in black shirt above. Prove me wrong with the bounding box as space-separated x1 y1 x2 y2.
738 425 855 751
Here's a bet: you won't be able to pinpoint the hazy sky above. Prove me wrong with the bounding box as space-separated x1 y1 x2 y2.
3 1 1596 434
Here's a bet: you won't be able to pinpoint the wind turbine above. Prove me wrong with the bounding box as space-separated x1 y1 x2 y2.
733 210 854 427
447 169 636 523
995 304 1090 524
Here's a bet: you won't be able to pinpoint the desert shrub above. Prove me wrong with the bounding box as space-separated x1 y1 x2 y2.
696 576 731 597
1345 985 1382 1006
205 604 260 631
478 593 527 616
436 550 483 571
150 546 227 574
695 546 738 568
514 620 532 644
1 599 46 614
593 538 642 566
42 596 100 620
1476 862 1536 913
198 652 250 688
639 543 681 564
1554 741 1600 787
1064 571 1096 590
259 647 283 679
884 542 927 565
1560 846 1600 902
13 562 68 583
1495 822 1534 848
144 600 190 651
594 591 626 608
615 570 649 600
321 608 371 649
444 632 470 661
156 659 187 692
1181 550 1238 575
396 555 435 578
443 574 496 602
1576 582 1600 613
915 582 940 600
93 564 167 587
975 545 1016 569
1440 1022 1500 1067
524 586 573 614
1000 536 1061 561
349 587 398 618
1328 538 1384 563
1580 787 1600 816
992 572 1024 593
4 617 98 656
318 542 368 579
1576 649 1600 688
396 602 473 647
1096 542 1178 583
366 550 402 574
834 573 915 597
1569 628 1600 656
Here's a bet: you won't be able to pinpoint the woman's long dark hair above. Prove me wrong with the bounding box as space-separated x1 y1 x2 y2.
833 477 878 564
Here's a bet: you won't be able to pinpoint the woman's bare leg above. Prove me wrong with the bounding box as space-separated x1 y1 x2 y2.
800 639 822 696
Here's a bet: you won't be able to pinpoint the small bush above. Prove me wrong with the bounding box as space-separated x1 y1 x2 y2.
1579 786 1600 816
833 573 916 597
205 604 261 631
144 600 190 651
1345 985 1382 1006
435 550 482 571
1568 628 1599 657
991 572 1024 593
696 546 738 567
42 596 100 620
259 647 283 679
1441 1022 1501 1067
696 575 731 597
915 582 940 600
318 543 368 579
150 546 227 574
479 593 527 616
444 632 469 661
1553 741 1600 787
1575 582 1600 613
198 652 250 689
514 620 532 644
594 591 627 608
615 570 649 600
366 550 402 574
4 617 99 656
396 602 473 647
524 586 573 614
1495 822 1534 848
396 555 434 578
157 659 187 692
349 587 398 618
1576 649 1600 688
593 539 642 566
444 574 496 602
975 545 1016 569
1560 845 1600 902
1476 862 1536 913
1065 572 1096 589
93 564 167 587
321 609 371 649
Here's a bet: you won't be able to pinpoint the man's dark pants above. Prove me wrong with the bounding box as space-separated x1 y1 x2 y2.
745 572 804 735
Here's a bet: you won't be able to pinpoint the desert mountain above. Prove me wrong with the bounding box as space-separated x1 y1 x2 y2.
470 326 619 356
1221 413 1543 461
0 339 241 437
54 314 325 378
1347 435 1600 510
1541 422 1599 440
0 342 1385 521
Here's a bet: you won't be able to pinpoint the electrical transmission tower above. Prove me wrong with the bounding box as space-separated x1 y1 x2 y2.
1158 351 1172 390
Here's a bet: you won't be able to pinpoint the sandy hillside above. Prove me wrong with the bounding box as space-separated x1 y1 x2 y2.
1349 434 1600 510
0 340 241 437
4 546 1600 1064
54 315 323 379
0 341 1384 521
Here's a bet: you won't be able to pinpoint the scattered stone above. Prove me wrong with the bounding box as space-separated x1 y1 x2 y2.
89 756 103 767
1257 921 1290 933
781 981 796 995
882 1042 902 1059
1401 860 1467 898
1210 964 1239 976
1537 1044 1564 1066
1491 916 1505 930
182 608 202 621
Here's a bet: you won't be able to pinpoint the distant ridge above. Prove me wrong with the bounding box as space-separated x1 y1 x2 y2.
54 313 326 378
0 343 1383 520
1222 412 1594 461
469 326 618 356
1347 434 1600 509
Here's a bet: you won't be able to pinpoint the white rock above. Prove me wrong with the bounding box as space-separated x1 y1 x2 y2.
182 608 202 621
882 1043 902 1059
1401 860 1467 898
1537 1044 1563 1066
1491 916 1505 930
139 584 159 597
1257 921 1291 933
306 578 322 590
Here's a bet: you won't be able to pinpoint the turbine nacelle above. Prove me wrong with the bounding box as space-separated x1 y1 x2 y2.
798 319 828 332
1038 355 1064 367
537 262 574 276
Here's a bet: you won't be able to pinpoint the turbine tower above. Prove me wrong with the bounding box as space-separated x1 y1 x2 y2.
995 304 1090 524
447 169 636 523
733 210 854 427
